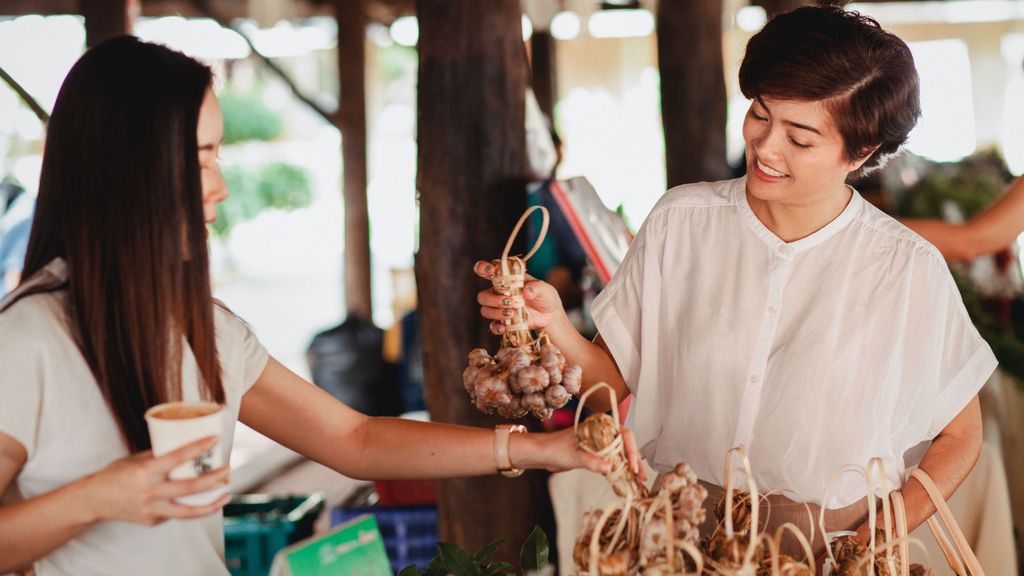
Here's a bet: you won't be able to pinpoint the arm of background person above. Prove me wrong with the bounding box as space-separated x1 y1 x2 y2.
901 176 1024 262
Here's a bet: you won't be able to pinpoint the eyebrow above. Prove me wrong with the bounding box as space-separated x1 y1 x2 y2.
755 97 823 136
198 138 223 151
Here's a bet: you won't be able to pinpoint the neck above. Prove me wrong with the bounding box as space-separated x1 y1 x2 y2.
746 184 853 243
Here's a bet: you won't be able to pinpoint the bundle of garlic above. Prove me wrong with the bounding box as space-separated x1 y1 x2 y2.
572 384 707 576
463 206 582 420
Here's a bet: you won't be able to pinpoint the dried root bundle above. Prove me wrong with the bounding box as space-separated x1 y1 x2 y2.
572 384 707 576
464 206 582 420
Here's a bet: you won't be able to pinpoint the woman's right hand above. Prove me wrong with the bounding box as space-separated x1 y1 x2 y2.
474 260 565 335
80 436 230 526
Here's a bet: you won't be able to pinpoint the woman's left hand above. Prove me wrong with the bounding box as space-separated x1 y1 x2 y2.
519 426 647 481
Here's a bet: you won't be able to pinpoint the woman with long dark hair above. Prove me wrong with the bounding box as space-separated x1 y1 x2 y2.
481 5 993 562
0 36 640 574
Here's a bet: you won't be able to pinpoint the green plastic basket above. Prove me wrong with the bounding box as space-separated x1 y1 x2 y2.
223 493 325 576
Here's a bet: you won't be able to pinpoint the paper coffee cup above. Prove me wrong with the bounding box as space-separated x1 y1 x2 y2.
144 401 228 506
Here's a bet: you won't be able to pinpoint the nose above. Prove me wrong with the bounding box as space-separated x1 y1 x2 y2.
753 124 786 163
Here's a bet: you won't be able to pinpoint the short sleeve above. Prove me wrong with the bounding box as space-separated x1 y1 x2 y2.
590 210 665 394
893 252 997 447
214 304 270 395
0 317 45 459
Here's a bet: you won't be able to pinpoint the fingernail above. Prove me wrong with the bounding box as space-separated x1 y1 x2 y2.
525 286 534 295
485 265 494 274
503 309 512 317
633 461 639 475
502 298 512 306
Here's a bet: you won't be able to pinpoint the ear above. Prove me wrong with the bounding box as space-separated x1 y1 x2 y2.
848 143 882 172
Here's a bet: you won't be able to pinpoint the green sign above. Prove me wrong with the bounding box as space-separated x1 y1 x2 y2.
286 514 391 576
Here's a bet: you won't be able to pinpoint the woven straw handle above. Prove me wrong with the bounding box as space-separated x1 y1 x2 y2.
909 468 985 576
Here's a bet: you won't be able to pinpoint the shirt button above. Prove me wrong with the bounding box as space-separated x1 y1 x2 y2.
750 375 760 383
767 305 777 315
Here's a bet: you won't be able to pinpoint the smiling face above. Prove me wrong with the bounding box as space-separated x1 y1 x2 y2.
196 88 226 225
742 96 869 207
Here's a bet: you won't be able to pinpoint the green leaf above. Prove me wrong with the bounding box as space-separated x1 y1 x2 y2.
482 561 515 576
424 557 445 576
519 526 550 572
474 539 504 562
398 565 422 576
439 542 481 576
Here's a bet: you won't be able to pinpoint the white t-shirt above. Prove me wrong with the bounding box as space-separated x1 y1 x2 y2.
0 258 269 575
592 177 997 508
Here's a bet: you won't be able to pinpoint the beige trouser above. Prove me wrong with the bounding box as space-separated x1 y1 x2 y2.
696 480 870 560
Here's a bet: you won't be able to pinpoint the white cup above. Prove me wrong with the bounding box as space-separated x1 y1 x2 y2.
144 401 228 506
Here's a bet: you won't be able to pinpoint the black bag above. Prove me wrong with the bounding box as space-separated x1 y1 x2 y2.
306 316 403 416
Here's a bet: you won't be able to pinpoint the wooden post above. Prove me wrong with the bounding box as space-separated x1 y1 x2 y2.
657 0 730 187
531 30 557 122
334 0 373 321
81 0 138 47
416 0 553 565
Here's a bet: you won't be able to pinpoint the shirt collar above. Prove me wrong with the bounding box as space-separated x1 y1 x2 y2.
735 176 863 258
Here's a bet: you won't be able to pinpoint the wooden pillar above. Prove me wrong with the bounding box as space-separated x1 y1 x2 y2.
81 0 137 48
657 0 730 187
531 30 557 122
334 0 373 321
416 0 552 565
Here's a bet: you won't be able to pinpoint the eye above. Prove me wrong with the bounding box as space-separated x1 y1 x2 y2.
789 138 811 149
749 109 767 122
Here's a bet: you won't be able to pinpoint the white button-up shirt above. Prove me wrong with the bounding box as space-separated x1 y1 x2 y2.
592 177 997 508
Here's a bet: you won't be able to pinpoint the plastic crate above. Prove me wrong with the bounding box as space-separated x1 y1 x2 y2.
223 493 325 576
331 505 438 573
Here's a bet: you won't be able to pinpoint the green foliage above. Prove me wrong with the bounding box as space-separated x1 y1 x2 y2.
400 527 549 576
897 150 1024 386
211 162 313 239
220 89 284 144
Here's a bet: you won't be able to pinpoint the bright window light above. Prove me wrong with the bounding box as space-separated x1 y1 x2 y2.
735 6 767 32
134 17 250 60
847 1 1024 25
522 14 533 42
588 9 655 39
551 11 581 41
1001 33 1024 174
389 17 418 47
904 39 976 163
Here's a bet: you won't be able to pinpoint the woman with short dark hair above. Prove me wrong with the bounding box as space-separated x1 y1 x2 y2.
480 5 992 559
0 36 640 574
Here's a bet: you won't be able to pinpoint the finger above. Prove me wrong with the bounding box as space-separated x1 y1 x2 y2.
477 290 522 309
622 429 645 480
473 261 496 279
153 436 219 473
490 321 506 335
580 451 613 475
158 493 231 519
480 306 514 322
155 466 231 499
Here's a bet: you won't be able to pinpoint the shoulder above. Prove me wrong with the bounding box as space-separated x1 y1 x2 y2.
650 178 742 215
0 290 69 349
853 199 949 269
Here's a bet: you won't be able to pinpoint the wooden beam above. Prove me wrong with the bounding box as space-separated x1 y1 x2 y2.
80 0 138 47
334 0 373 320
416 0 553 567
0 65 50 124
657 0 730 187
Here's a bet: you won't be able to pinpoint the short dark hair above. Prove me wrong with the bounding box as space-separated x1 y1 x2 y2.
738 6 921 173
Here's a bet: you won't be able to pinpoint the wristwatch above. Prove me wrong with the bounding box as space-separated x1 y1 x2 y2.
494 424 528 478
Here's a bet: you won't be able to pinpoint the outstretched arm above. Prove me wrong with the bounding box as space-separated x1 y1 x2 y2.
901 176 1024 262
239 356 644 481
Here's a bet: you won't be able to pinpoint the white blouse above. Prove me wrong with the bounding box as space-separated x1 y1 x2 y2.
591 177 997 508
0 259 269 575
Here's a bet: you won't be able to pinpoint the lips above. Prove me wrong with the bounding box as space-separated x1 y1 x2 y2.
752 156 789 182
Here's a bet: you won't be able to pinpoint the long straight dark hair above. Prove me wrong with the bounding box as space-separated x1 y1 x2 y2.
20 36 224 452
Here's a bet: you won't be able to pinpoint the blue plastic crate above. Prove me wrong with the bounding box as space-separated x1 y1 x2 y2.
224 493 325 576
331 505 438 573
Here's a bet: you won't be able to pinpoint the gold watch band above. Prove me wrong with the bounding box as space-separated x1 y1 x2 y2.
494 424 527 478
